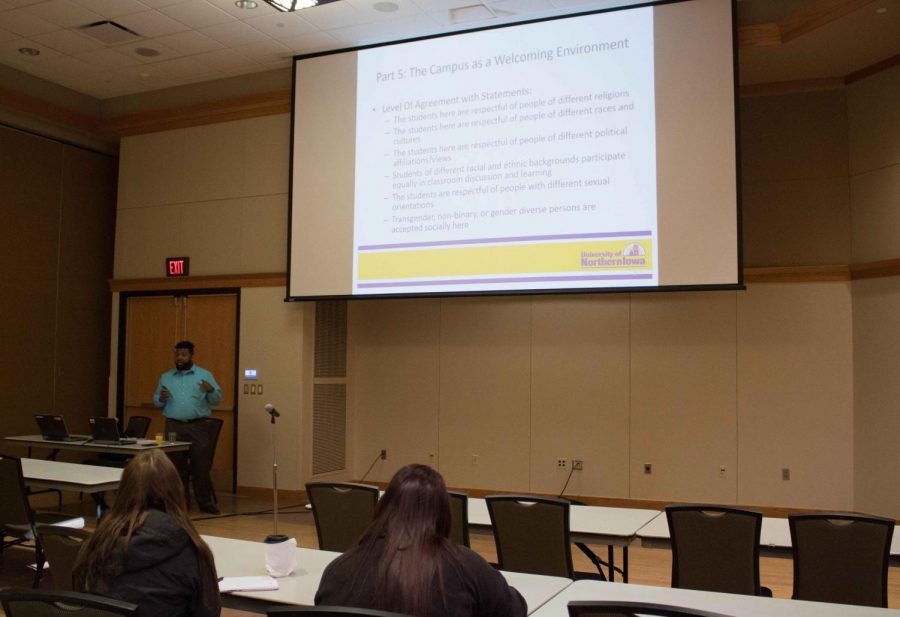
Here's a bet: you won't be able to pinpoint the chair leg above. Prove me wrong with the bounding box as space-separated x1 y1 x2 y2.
32 542 44 588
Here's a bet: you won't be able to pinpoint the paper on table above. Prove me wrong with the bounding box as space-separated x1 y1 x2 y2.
218 576 279 593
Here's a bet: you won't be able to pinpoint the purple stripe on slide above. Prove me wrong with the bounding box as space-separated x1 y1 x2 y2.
358 274 653 289
358 230 652 251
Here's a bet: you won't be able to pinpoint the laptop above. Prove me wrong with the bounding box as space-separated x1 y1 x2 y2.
34 414 90 442
88 417 138 445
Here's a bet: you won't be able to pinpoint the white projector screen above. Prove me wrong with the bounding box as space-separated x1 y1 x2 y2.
288 0 741 300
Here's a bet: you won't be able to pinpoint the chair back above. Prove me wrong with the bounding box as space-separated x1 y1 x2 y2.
0 588 138 617
306 482 379 552
268 607 414 617
202 417 224 458
37 526 92 591
448 491 470 547
123 415 151 438
567 600 731 617
789 512 893 607
0 455 35 535
666 505 762 595
486 495 573 578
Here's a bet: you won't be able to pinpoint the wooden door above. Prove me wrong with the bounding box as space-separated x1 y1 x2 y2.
183 294 237 485
122 292 238 492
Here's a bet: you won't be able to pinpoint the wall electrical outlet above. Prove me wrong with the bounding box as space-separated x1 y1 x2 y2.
719 465 727 478
380 449 387 460
557 458 567 468
643 463 652 475
471 454 479 466
782 468 791 481
572 459 583 471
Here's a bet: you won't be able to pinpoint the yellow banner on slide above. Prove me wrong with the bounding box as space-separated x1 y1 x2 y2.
358 239 652 280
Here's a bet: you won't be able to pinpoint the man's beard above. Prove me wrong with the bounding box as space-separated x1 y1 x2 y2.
175 360 193 371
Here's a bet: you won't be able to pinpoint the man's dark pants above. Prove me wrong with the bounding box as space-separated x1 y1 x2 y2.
165 417 216 509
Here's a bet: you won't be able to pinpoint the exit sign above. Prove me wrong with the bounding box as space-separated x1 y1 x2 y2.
166 257 190 277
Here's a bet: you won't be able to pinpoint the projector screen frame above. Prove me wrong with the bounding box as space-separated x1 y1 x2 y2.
285 0 744 302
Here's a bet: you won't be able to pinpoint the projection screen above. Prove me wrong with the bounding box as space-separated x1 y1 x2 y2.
287 0 741 299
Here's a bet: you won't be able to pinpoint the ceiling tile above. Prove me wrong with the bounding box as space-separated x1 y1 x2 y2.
0 35 64 61
192 45 259 69
233 36 290 63
159 0 234 28
155 29 223 53
147 54 224 77
114 37 181 62
31 26 102 53
244 10 317 38
328 12 436 45
0 0 13 9
199 18 270 45
75 45 143 67
203 0 278 19
297 1 369 30
276 29 339 53
24 0 102 27
115 9 191 36
138 0 190 7
4 0 48 7
70 0 152 18
0 27 17 40
1 8 62 36
343 0 426 22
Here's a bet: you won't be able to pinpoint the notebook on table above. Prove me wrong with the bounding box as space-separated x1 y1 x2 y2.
34 414 90 442
88 417 137 445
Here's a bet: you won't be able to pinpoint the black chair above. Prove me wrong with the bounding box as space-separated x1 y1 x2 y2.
0 455 86 587
487 495 604 580
0 588 138 617
268 607 413 617
85 416 153 468
306 482 379 552
448 491 470 547
567 600 732 617
666 505 769 597
789 512 893 607
36 526 92 591
201 416 224 505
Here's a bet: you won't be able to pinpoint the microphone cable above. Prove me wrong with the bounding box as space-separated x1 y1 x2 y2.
359 450 383 482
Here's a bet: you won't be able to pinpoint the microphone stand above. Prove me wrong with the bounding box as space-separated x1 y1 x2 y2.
270 408 279 535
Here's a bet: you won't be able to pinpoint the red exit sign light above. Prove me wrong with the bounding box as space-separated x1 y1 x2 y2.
166 257 190 277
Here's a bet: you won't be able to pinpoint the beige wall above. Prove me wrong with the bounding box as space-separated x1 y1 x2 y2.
109 64 900 513
0 125 116 459
740 89 851 267
349 285 854 509
850 64 900 517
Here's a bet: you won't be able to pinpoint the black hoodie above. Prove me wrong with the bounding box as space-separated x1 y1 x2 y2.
90 509 220 617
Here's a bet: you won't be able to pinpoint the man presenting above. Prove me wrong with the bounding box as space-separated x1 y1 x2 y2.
153 340 222 514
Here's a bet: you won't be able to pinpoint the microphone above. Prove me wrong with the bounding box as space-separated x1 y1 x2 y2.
264 403 280 418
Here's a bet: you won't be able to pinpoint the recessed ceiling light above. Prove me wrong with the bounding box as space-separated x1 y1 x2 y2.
18 47 40 56
374 1 398 11
135 47 160 57
139 72 151 79
235 0 258 8
875 6 887 13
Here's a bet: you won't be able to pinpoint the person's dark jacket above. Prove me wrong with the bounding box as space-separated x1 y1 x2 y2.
315 540 527 617
89 509 220 617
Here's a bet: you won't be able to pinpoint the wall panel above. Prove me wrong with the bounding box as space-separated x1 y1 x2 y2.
350 299 441 483
737 283 853 510
630 292 738 503
439 297 532 491
529 295 631 498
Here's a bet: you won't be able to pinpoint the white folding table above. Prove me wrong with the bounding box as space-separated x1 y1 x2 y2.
205 534 573 614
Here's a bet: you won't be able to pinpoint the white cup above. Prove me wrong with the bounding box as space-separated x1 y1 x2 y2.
264 534 297 578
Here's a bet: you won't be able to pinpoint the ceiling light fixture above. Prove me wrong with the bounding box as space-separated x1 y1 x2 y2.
263 0 339 11
875 6 887 13
235 0 258 8
18 47 40 56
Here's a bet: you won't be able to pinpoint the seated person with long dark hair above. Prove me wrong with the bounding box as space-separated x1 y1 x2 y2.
315 464 526 617
74 448 221 617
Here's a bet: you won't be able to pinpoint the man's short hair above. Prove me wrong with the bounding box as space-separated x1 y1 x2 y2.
175 340 195 353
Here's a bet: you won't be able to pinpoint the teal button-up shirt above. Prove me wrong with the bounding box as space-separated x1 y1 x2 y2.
153 365 222 421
